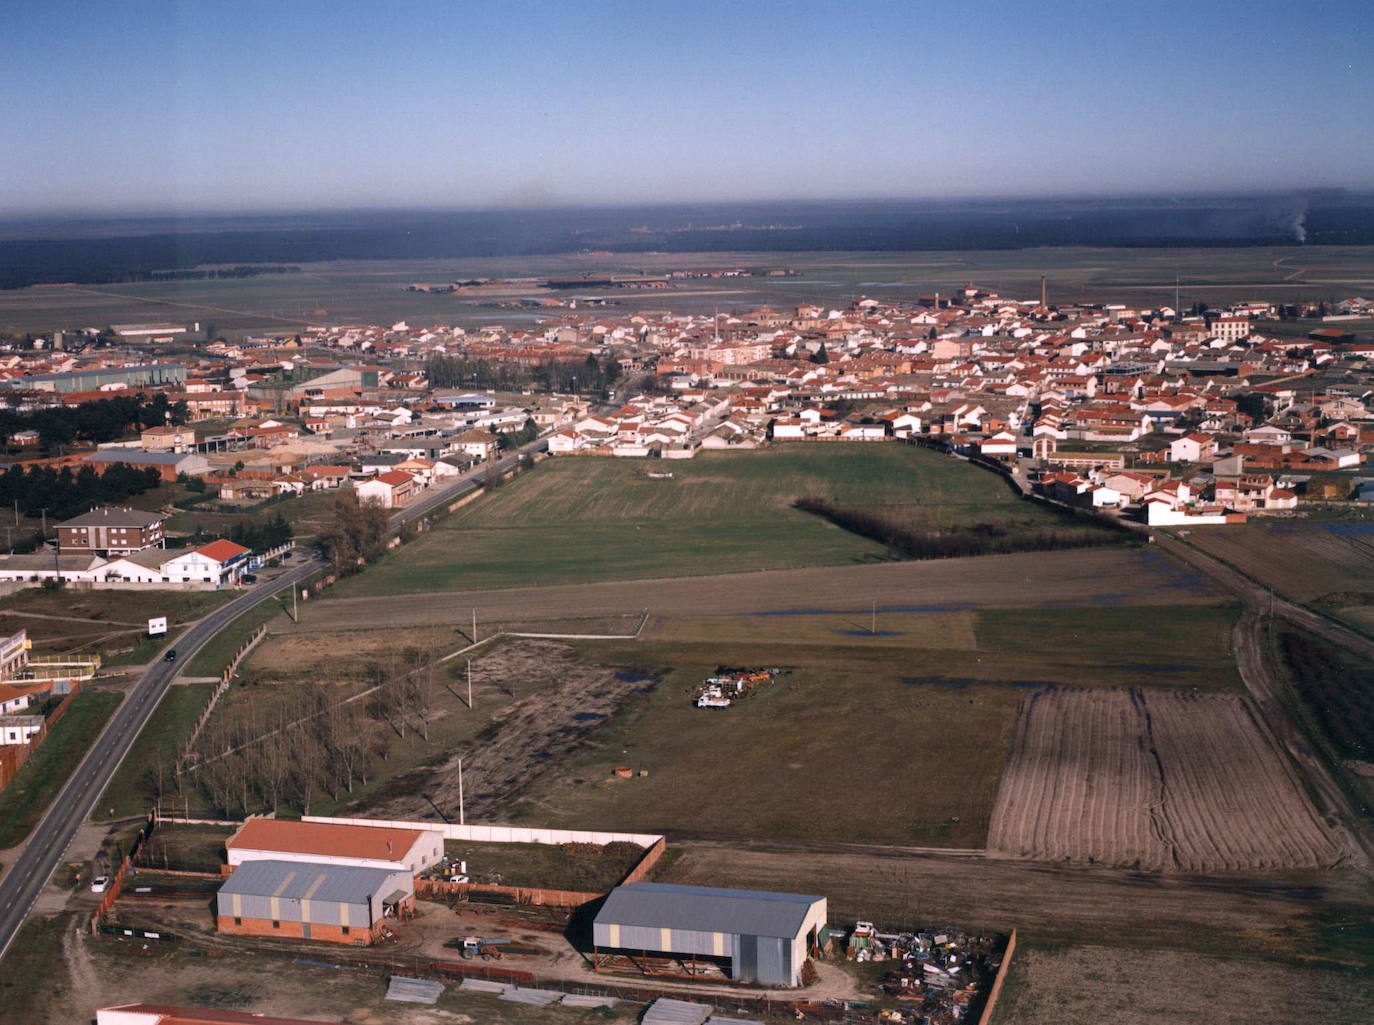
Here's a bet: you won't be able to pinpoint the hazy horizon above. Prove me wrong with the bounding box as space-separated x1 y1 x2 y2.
6 1 1373 217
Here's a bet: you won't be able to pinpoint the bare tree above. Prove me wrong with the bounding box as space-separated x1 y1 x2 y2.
257 714 295 814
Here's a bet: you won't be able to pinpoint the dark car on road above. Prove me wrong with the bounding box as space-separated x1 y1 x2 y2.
164 649 177 662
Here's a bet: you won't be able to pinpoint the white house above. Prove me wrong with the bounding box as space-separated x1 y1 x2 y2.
354 470 417 509
978 431 1019 458
162 540 252 587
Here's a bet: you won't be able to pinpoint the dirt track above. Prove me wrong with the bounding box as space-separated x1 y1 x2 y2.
351 640 651 822
294 547 1224 633
986 688 1347 872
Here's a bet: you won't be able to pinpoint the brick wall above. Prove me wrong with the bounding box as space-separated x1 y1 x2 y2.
216 914 378 945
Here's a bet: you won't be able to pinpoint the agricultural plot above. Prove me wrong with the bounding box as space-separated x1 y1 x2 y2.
302 546 1225 636
513 656 1021 849
993 943 1374 1025
1181 521 1374 608
986 688 1347 872
5 246 1374 334
326 444 1100 596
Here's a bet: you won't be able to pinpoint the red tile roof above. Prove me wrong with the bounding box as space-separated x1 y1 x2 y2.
226 819 424 862
100 1005 344 1025
193 539 250 563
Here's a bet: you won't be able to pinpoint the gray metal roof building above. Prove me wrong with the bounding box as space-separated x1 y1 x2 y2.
592 883 827 988
216 859 413 943
2 363 186 393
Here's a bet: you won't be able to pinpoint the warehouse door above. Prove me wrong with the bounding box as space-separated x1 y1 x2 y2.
302 923 311 940
736 934 757 982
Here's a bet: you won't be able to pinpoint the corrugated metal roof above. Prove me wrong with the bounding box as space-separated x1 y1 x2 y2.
218 859 395 905
85 448 196 465
642 998 714 1025
595 883 822 939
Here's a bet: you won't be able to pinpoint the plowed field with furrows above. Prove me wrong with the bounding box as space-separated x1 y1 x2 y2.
987 688 1347 871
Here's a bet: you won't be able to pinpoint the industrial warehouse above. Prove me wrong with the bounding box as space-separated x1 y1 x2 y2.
215 859 415 944
85 814 1010 1024
592 882 828 987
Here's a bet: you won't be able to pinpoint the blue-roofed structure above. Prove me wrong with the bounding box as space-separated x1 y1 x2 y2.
592 882 827 987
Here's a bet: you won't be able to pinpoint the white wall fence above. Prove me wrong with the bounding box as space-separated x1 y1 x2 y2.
302 814 663 849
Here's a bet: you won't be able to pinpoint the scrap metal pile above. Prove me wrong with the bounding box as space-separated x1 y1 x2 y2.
847 922 1002 1025
694 666 787 708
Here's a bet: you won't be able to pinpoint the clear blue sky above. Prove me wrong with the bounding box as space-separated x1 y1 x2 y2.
4 0 1371 214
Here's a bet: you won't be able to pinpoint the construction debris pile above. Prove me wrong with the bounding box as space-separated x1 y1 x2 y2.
848 922 1002 1024
694 667 786 708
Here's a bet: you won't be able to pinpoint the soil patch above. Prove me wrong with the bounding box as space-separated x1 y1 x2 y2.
352 640 653 822
986 687 1348 871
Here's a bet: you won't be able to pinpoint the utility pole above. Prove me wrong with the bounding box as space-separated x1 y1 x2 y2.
292 581 298 622
471 608 477 644
871 601 877 635
457 758 465 826
467 660 473 709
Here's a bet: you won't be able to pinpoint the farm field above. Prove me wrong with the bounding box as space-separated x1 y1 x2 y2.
511 653 1021 849
4 245 1373 334
636 603 1242 691
1179 521 1374 611
986 688 1346 872
660 842 1374 967
302 546 1225 635
991 943 1374 1025
327 445 1099 596
1273 627 1374 806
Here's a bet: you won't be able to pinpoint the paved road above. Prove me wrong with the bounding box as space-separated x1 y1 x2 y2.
0 556 321 962
0 433 555 963
387 436 548 530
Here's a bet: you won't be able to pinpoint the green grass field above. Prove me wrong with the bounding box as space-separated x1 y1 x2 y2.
640 604 1242 691
329 444 1078 596
514 653 1020 848
97 683 216 819
502 600 1241 846
183 592 291 677
0 690 122 848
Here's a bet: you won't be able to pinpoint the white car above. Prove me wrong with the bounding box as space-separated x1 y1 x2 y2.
90 875 109 893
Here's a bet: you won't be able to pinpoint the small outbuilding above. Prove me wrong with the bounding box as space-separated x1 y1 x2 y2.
592 882 827 987
216 859 413 945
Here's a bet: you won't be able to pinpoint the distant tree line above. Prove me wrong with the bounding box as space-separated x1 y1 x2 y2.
424 352 621 396
134 265 301 282
0 393 189 453
0 463 163 521
793 496 1137 561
